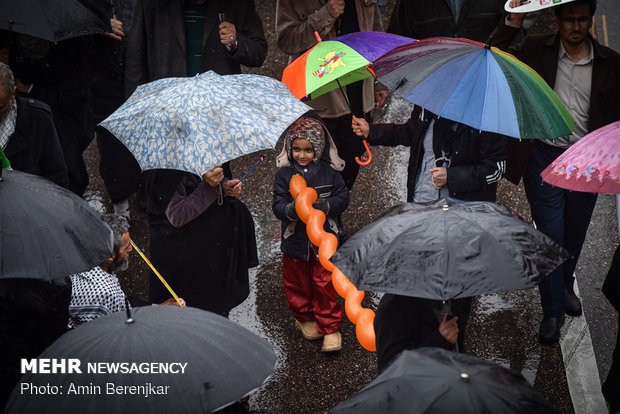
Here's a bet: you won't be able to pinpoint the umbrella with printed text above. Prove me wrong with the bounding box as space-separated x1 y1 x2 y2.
542 120 620 194
372 37 574 140
100 71 312 178
281 31 415 165
6 305 277 414
281 31 415 102
504 0 580 13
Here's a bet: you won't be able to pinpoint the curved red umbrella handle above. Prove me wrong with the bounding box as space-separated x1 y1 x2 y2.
355 139 373 166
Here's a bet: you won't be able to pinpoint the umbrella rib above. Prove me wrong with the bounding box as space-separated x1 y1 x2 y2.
494 52 571 139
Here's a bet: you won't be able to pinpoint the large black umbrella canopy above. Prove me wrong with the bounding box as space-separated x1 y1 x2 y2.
329 347 560 414
6 305 277 414
331 199 568 300
0 169 113 281
0 0 112 43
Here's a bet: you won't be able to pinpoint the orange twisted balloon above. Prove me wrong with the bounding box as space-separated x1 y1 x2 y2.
289 174 376 351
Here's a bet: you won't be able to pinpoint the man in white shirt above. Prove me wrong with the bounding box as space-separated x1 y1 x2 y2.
493 0 620 343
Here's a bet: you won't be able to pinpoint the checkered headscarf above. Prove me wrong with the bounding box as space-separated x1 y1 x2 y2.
0 100 17 150
284 117 325 163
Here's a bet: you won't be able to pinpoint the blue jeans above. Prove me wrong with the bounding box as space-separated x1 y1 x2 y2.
523 142 597 317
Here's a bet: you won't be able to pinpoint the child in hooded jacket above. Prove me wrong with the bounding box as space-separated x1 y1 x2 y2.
272 116 349 352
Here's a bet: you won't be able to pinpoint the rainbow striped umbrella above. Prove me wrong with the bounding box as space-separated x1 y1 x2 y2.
373 37 574 140
282 31 415 101
542 121 620 194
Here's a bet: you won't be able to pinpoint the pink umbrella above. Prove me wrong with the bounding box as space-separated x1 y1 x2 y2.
542 121 620 194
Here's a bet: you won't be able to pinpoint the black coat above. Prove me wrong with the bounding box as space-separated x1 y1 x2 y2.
273 160 350 261
374 294 470 373
492 24 620 184
368 106 505 202
0 278 71 406
125 0 267 96
387 0 505 42
146 171 258 316
4 96 68 188
10 36 93 195
87 0 142 204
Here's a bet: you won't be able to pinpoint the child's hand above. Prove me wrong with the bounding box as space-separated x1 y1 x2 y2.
312 198 329 214
352 115 370 138
285 200 298 220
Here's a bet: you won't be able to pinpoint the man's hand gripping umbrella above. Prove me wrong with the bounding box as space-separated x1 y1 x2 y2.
289 174 376 351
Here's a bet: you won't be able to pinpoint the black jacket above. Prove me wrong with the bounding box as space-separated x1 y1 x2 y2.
125 0 267 96
368 106 505 202
5 96 68 188
146 171 258 316
492 23 620 184
374 294 470 373
273 160 350 261
0 278 71 406
387 0 505 42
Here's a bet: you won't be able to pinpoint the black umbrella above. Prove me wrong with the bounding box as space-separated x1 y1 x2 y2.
0 169 113 281
6 305 277 414
0 0 112 43
329 347 560 414
331 199 569 300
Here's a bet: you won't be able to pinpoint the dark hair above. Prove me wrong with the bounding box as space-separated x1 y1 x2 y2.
554 0 596 17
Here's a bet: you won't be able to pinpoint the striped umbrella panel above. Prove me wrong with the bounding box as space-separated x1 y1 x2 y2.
373 38 574 140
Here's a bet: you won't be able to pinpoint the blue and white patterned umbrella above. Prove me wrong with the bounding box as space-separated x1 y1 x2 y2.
100 71 312 177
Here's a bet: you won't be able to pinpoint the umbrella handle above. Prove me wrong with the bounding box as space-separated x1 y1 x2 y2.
355 140 373 166
130 240 184 307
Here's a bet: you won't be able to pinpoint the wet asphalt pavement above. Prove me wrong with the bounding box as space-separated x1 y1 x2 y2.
81 1 619 413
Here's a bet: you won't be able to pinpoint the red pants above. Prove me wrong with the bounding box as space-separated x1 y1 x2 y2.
282 250 344 334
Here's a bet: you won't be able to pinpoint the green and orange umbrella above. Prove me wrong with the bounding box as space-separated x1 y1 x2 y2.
282 31 415 165
282 31 414 101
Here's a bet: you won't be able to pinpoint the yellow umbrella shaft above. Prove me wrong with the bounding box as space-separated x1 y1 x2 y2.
130 240 184 307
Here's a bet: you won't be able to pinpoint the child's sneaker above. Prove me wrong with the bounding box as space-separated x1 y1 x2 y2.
295 320 323 340
321 331 342 352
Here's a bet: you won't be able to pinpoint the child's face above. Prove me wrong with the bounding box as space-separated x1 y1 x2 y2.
291 138 315 167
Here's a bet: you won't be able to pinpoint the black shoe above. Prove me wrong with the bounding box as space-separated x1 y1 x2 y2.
539 316 565 344
564 290 582 317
